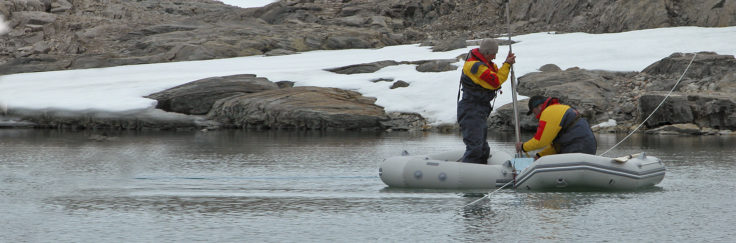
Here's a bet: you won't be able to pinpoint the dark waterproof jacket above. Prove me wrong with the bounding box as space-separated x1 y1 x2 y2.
521 99 597 156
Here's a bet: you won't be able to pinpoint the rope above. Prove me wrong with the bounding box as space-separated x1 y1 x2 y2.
599 52 698 156
462 179 514 208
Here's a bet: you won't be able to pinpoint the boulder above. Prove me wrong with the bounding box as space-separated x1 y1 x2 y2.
325 31 377 49
638 92 694 127
12 11 57 26
645 123 701 135
5 108 216 131
264 48 296 56
431 36 466 52
50 0 73 13
414 59 458 72
642 52 736 93
488 99 539 132
539 64 562 72
381 112 428 131
146 74 278 115
638 92 736 130
324 60 399 74
390 80 410 89
275 81 295 88
516 68 628 123
207 86 389 130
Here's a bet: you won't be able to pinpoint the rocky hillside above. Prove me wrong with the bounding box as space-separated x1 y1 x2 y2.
1 0 734 75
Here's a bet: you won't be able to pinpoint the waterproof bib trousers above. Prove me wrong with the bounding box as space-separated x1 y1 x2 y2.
457 88 496 164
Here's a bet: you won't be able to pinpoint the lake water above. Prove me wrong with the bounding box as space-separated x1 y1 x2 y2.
1 129 734 242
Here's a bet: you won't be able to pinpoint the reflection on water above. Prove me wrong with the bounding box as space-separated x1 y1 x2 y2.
1 129 735 242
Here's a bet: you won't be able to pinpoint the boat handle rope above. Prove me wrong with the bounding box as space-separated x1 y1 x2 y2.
599 52 697 156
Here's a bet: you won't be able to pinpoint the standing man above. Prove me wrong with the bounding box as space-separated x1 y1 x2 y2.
458 38 516 164
515 96 597 159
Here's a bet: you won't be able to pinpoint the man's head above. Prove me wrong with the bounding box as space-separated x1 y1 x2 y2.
479 38 498 60
526 95 548 116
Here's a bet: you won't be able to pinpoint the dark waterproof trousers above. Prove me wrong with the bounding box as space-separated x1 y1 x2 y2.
457 88 496 164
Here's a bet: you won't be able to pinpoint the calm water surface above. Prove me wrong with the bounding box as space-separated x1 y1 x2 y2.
1 129 734 242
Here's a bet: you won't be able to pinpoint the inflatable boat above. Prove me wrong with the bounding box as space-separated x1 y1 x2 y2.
378 150 514 189
514 152 666 191
378 151 665 191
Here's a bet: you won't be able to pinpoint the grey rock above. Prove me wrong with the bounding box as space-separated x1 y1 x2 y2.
325 34 375 49
516 68 627 123
431 37 467 52
207 86 389 130
415 59 458 72
645 123 701 135
275 81 295 88
390 80 410 89
381 112 428 131
5 108 214 131
371 78 394 83
643 52 736 92
13 11 57 26
51 0 73 13
488 99 539 132
638 92 736 130
325 60 399 74
146 74 278 115
264 48 296 56
639 93 694 128
138 24 199 36
539 64 562 72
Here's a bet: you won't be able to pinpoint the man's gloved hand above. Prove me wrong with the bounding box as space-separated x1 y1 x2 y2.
515 141 524 153
505 52 516 64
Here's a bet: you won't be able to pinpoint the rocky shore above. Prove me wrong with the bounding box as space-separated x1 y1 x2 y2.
1 0 734 135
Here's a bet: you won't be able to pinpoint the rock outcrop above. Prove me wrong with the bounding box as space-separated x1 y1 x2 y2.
2 108 218 131
324 59 459 75
207 86 390 130
425 0 736 40
638 52 736 131
146 74 278 115
639 92 736 130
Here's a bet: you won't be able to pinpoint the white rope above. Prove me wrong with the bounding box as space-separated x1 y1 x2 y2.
599 52 698 156
462 179 514 208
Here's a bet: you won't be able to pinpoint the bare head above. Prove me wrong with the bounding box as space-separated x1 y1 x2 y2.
479 38 499 60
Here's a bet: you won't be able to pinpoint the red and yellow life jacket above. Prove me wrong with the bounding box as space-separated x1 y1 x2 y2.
460 48 511 90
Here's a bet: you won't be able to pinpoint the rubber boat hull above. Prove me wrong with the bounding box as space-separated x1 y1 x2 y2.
514 153 666 191
379 151 666 191
379 150 514 189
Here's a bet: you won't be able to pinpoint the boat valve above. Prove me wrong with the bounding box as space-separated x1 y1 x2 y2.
555 178 568 188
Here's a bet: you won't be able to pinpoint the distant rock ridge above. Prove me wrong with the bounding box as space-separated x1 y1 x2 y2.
1 0 734 75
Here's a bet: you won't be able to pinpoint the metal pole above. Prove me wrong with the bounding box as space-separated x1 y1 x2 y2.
505 0 522 157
